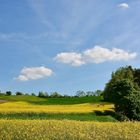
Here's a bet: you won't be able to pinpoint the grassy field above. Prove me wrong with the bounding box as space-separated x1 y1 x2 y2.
0 95 139 139
0 95 102 104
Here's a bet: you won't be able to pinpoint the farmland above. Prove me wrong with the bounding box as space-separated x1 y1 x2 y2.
0 95 115 121
0 120 140 140
0 95 140 139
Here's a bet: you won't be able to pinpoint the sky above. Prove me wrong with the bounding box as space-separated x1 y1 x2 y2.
0 0 140 95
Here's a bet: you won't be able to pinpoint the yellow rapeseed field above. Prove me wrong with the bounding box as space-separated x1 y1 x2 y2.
0 101 139 140
0 101 114 113
0 120 139 140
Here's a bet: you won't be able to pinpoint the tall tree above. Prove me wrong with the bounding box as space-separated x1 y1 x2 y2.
103 66 140 120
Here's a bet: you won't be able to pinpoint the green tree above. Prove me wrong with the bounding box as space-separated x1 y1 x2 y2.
6 91 12 96
103 66 140 121
94 90 102 96
75 90 86 97
16 92 23 96
134 68 140 89
31 93 36 96
50 92 62 98
86 91 95 96
128 91 140 120
38 91 49 98
103 66 134 102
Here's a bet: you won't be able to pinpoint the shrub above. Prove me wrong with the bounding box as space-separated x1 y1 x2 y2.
50 92 62 98
38 92 49 98
6 91 12 96
31 93 36 96
75 90 86 97
16 92 23 96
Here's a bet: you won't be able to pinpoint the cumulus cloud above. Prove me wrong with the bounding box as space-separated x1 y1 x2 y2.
15 66 53 81
118 3 129 9
54 46 137 66
83 46 136 63
54 52 85 66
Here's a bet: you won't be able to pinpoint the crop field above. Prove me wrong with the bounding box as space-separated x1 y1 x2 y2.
0 101 114 113
0 120 140 140
0 100 115 121
0 95 140 139
0 95 116 121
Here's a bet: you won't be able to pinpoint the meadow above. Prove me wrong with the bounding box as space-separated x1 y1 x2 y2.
0 95 140 139
0 95 102 104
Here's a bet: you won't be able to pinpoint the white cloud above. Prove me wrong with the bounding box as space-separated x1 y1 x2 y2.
54 52 85 66
16 66 53 81
54 46 137 66
83 46 137 63
118 3 129 9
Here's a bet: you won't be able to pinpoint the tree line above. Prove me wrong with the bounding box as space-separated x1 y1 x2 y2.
0 90 102 98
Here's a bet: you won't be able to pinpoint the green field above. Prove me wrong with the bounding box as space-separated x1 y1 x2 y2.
0 95 102 105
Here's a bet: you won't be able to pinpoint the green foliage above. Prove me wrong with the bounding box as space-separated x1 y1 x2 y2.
94 90 103 96
38 91 49 98
112 79 135 118
128 91 140 120
134 68 140 89
75 90 86 97
103 66 140 121
16 92 23 96
103 66 134 101
50 92 62 98
31 93 36 96
86 91 94 96
6 91 12 96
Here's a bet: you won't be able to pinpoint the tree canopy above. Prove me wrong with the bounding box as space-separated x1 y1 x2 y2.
103 66 140 121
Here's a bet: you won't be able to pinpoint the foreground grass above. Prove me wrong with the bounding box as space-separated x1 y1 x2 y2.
0 120 139 140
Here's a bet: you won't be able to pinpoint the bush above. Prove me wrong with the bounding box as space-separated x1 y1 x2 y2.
31 93 36 96
50 92 62 98
16 92 23 96
38 92 49 98
6 91 12 96
75 90 86 97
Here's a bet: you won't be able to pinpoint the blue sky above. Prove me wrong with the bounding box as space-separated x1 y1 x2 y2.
0 0 140 95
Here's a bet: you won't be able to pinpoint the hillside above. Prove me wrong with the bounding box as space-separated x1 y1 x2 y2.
0 95 102 105
0 95 116 122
